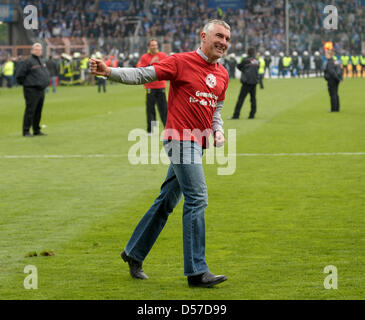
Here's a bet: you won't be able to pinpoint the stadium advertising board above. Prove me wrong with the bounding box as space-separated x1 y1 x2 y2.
0 4 13 22
207 0 246 10
99 1 130 12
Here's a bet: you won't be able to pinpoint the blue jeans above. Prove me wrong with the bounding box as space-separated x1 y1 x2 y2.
46 76 57 93
124 140 209 276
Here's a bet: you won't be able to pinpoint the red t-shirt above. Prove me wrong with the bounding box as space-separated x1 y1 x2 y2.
137 51 168 89
153 51 229 148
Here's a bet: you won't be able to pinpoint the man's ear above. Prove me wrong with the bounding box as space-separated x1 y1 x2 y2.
201 32 207 42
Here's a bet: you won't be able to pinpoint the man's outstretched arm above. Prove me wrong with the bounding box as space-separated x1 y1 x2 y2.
89 58 157 84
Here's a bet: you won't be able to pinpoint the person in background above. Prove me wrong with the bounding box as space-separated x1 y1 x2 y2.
80 53 89 85
360 53 365 77
15 43 50 137
118 53 125 68
264 51 272 78
282 53 292 78
324 50 343 113
137 39 168 134
257 51 265 89
278 52 285 78
72 52 82 85
2 57 15 88
46 55 59 93
340 52 350 78
291 51 299 78
229 47 259 119
314 51 323 77
351 54 360 78
226 53 237 79
95 52 107 93
301 51 311 78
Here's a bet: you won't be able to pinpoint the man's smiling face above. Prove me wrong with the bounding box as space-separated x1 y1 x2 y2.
201 24 231 63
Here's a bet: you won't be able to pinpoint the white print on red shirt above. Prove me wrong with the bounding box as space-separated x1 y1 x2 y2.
205 74 217 88
153 51 229 147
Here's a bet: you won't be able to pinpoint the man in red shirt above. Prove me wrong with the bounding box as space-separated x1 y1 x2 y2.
137 39 168 134
90 19 229 288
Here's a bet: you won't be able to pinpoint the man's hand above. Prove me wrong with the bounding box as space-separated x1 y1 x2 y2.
89 58 111 77
151 56 159 63
214 131 225 148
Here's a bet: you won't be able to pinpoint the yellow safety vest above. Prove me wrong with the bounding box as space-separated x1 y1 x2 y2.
341 56 349 66
81 58 89 70
360 56 365 65
351 56 359 65
258 57 265 74
3 61 14 76
283 56 292 67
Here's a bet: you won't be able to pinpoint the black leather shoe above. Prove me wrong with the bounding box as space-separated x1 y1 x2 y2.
187 271 227 288
23 133 33 137
121 251 148 279
34 131 47 136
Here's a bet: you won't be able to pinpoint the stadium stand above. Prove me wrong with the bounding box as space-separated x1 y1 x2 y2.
1 0 364 85
13 0 363 56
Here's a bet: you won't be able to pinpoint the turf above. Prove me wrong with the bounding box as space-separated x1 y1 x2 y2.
0 77 364 300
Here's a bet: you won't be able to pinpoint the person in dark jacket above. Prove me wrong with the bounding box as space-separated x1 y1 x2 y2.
229 47 259 119
46 55 59 93
264 51 272 78
15 43 50 137
301 51 311 78
227 54 237 78
278 52 285 78
314 51 323 77
324 50 343 112
291 51 299 77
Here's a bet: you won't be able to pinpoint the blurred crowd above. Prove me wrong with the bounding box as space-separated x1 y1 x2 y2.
0 50 143 89
1 48 364 90
289 0 364 54
1 0 364 88
18 0 365 56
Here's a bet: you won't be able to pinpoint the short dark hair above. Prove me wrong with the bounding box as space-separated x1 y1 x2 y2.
147 38 158 46
248 47 256 57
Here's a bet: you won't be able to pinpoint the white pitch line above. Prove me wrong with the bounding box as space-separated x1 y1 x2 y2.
0 152 365 159
0 154 125 159
234 152 365 157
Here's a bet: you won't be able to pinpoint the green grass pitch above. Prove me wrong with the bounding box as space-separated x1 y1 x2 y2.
0 77 364 299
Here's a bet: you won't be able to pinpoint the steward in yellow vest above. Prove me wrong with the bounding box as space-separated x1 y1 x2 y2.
340 55 349 77
351 55 360 77
360 55 365 77
282 55 292 77
80 56 89 84
257 53 265 89
2 59 15 88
